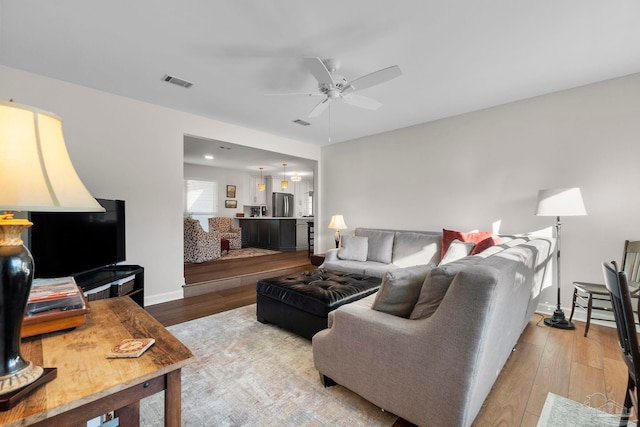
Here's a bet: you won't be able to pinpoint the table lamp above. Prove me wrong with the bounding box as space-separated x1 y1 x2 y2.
328 214 347 248
535 187 587 330
0 100 104 404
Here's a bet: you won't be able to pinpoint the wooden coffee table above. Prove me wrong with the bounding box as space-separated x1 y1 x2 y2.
0 297 193 427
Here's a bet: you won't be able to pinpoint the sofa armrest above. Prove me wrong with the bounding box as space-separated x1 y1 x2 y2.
322 248 340 263
312 265 503 426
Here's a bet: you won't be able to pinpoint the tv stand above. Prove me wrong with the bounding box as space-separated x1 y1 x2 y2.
74 265 144 307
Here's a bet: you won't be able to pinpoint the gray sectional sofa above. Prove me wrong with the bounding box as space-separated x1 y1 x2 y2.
321 228 442 277
313 228 554 426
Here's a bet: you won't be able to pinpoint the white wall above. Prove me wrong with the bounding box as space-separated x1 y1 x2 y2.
184 164 252 219
1 65 320 305
320 73 640 317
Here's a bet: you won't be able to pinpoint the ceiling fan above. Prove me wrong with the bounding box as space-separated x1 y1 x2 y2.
271 57 402 118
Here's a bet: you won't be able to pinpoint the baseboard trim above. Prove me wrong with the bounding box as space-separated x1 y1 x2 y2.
145 290 184 306
183 265 310 298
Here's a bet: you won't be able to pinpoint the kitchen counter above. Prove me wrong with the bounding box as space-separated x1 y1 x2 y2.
237 217 311 220
238 217 299 250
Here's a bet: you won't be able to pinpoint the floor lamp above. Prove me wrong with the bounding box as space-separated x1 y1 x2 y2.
535 188 587 330
0 100 104 406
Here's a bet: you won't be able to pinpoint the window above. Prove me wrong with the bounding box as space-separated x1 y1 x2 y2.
185 179 218 231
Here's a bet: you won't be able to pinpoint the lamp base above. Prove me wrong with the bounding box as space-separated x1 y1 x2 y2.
0 367 57 411
544 309 575 330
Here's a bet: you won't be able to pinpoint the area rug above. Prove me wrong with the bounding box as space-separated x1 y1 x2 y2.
219 247 280 260
139 304 397 426
538 392 637 426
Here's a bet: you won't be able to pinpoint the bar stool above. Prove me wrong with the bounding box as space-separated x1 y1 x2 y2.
307 221 314 258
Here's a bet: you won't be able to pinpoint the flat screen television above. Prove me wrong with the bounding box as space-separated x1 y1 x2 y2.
28 198 126 278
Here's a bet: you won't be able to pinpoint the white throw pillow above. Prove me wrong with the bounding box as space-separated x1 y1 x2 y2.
338 236 368 262
439 239 475 265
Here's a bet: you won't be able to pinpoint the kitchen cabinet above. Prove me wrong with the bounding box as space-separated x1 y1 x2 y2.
296 218 311 250
238 218 297 251
249 176 267 205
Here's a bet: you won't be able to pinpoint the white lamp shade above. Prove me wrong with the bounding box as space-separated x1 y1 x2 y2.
535 188 587 217
328 214 348 230
0 101 104 212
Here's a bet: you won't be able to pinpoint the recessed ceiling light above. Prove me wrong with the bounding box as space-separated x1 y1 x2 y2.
204 154 214 160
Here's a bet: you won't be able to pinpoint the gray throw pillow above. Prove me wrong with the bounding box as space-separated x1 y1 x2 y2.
355 229 395 264
410 255 483 320
392 232 442 267
337 236 368 262
372 264 435 318
439 239 476 265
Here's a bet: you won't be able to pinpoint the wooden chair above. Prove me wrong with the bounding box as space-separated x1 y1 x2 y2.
570 240 640 336
601 261 640 425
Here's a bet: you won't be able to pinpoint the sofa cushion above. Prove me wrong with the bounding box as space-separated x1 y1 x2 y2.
439 239 476 265
392 232 442 267
338 236 368 262
355 229 395 264
323 260 366 276
372 264 436 318
363 263 400 278
441 229 493 259
410 255 484 320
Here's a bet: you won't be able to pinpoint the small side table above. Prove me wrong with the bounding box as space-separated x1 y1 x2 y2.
221 238 230 254
310 253 325 267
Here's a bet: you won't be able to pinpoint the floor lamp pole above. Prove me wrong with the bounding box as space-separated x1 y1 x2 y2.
544 215 575 329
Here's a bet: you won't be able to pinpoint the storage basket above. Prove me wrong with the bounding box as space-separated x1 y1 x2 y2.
84 284 111 301
110 278 135 297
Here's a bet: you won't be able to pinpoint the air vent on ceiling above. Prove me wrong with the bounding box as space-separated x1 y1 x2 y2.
292 119 311 126
162 74 194 89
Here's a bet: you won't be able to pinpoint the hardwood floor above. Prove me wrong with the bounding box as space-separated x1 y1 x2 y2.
146 257 633 426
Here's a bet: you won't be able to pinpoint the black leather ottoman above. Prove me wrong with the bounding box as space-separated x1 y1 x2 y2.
256 269 381 339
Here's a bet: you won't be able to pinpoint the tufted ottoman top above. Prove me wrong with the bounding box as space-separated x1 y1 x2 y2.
256 269 382 317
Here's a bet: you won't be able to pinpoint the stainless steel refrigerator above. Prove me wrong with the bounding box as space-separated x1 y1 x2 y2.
272 192 294 217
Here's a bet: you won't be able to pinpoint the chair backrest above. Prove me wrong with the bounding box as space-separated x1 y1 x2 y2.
602 261 640 383
622 240 640 285
209 217 232 233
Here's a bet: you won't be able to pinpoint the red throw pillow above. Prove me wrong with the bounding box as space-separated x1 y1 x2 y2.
470 236 503 255
441 229 494 259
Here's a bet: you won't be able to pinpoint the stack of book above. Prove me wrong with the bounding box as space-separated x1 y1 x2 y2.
27 277 86 316
22 277 91 338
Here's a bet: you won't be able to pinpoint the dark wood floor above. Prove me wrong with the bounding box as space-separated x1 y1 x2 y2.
146 253 632 427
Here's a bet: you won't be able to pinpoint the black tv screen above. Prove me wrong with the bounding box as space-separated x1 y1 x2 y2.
28 198 126 278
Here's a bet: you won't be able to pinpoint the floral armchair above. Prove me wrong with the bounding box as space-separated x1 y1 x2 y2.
184 217 221 263
208 217 242 250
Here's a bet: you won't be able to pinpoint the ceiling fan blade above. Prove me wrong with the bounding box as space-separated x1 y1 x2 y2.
308 98 330 118
343 65 402 94
265 92 322 97
341 94 382 110
303 57 334 86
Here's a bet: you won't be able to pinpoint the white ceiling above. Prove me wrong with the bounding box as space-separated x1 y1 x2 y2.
2 0 640 153
184 135 317 177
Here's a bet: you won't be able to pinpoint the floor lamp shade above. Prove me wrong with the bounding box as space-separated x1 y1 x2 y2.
535 188 586 217
0 100 103 400
534 187 586 330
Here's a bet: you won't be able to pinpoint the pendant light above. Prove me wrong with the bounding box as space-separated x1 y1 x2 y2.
257 167 265 191
281 163 289 189
291 172 302 182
